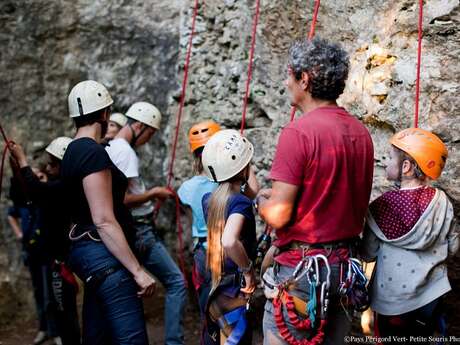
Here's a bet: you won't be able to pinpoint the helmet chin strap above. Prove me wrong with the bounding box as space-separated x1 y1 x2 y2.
129 123 148 147
239 166 250 194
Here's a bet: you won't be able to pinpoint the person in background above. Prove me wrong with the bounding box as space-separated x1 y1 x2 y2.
106 101 187 345
6 158 61 345
362 128 459 344
177 120 220 317
102 112 128 146
9 136 81 345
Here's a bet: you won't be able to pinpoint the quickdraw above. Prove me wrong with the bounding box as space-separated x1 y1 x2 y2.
272 254 331 345
338 258 370 313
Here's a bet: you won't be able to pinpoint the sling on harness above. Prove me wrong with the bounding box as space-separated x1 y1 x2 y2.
266 254 331 345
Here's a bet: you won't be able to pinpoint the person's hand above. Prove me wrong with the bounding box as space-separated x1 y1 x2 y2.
15 233 23 241
148 186 174 200
133 268 156 297
240 269 256 295
257 188 272 200
8 141 28 167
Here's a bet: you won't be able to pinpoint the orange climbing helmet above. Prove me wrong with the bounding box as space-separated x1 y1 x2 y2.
390 128 448 180
189 120 221 153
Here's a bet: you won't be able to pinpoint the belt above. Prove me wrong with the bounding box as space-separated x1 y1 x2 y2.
133 212 154 224
285 237 359 252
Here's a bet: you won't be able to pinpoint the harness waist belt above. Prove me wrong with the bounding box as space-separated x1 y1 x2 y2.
132 212 154 224
285 237 359 252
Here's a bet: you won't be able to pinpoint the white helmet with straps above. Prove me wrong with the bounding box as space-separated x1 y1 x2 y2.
45 136 73 160
202 129 254 182
109 112 128 127
68 80 113 118
126 102 162 129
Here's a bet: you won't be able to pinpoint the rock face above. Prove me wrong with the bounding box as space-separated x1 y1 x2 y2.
0 0 459 332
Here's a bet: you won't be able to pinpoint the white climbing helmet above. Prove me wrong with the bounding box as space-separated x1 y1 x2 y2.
45 136 73 160
125 102 162 129
202 129 254 182
109 112 128 127
68 80 113 118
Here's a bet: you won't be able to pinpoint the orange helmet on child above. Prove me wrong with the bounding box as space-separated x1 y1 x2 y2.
390 128 448 180
188 120 221 152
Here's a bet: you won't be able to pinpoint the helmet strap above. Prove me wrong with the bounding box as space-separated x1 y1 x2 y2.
240 181 248 194
129 123 148 147
239 165 250 194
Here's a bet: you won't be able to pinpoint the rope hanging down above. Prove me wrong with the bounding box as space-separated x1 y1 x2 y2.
414 0 423 128
290 0 321 122
240 0 261 133
167 0 200 188
0 124 11 200
156 0 200 283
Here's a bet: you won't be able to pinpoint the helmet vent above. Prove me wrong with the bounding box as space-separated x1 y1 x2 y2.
192 131 199 135
243 138 246 142
201 128 209 133
231 155 236 160
98 92 102 97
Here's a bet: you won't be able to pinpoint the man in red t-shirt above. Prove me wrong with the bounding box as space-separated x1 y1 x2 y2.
256 38 374 345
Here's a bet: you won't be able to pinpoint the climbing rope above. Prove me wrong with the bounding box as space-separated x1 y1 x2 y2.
153 0 200 284
167 0 200 188
414 0 423 128
0 124 11 200
240 0 261 134
272 254 330 345
290 0 321 122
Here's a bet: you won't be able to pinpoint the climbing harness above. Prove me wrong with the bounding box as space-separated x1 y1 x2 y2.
267 254 330 345
207 273 251 345
68 224 102 242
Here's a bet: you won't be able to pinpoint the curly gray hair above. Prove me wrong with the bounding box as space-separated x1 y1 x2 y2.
288 37 349 101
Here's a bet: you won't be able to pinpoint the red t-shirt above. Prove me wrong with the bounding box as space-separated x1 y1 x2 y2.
270 106 374 266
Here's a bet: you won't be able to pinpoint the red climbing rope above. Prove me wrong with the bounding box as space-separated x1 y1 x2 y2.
308 0 321 40
167 0 200 187
0 124 11 200
290 0 321 122
414 0 423 128
240 0 261 133
169 187 187 283
273 292 327 345
153 0 200 285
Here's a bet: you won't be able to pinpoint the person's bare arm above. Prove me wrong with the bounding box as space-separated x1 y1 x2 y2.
243 165 260 200
124 179 173 208
222 214 256 294
7 215 22 240
257 181 299 229
83 169 155 296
